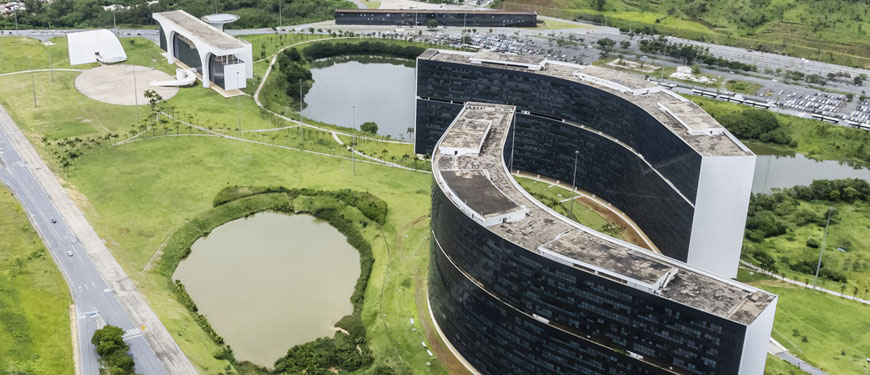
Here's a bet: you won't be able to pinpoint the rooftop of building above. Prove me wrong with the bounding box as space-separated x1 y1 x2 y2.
432 102 775 325
335 8 537 15
154 10 248 50
420 49 752 157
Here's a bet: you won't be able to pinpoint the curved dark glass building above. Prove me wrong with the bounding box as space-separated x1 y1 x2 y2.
417 50 777 375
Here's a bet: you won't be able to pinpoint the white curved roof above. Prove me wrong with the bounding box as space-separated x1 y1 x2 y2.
67 29 127 66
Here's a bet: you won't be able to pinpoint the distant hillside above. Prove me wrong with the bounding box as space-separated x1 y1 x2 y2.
494 0 870 68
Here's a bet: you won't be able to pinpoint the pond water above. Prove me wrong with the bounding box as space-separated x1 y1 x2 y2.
173 212 360 368
302 56 416 140
750 144 870 193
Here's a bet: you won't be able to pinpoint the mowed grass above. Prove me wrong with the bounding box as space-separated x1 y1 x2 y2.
751 282 870 375
725 80 763 95
765 355 800 375
1 35 450 374
0 185 74 375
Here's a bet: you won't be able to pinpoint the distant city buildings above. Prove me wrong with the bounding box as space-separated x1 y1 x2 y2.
334 9 537 27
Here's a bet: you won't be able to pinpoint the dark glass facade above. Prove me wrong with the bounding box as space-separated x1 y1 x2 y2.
209 55 226 90
430 183 747 375
334 10 537 27
172 33 201 73
415 59 700 261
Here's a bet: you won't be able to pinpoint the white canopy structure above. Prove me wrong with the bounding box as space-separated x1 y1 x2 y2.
67 30 127 66
153 10 253 91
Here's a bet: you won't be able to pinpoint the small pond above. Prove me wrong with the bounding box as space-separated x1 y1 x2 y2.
750 144 870 193
173 212 360 368
302 55 416 140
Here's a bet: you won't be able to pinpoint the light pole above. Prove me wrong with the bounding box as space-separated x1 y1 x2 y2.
13 10 18 31
279 0 283 29
132 65 139 121
570 150 578 216
813 206 834 289
236 72 241 132
112 6 117 30
298 78 303 139
47 21 54 82
29 57 37 107
351 105 356 176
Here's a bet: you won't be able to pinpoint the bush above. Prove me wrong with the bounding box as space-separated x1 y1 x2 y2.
92 325 136 374
718 108 793 145
806 238 820 248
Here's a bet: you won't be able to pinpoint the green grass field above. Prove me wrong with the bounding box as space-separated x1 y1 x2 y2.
495 0 870 68
0 36 446 374
752 282 870 375
765 355 801 375
0 185 74 375
725 80 763 95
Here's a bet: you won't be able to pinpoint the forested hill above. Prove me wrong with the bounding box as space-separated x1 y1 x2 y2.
494 0 870 68
0 0 354 30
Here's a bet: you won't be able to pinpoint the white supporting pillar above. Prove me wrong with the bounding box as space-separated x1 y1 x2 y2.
200 53 211 88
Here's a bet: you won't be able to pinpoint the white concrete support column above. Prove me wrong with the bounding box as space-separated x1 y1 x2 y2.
165 31 176 64
200 53 211 88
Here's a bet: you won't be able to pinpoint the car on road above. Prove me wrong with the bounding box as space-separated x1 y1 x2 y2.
67 250 73 257
51 218 57 223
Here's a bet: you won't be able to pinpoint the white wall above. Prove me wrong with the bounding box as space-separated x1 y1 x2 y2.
739 296 778 375
67 29 127 65
222 63 247 90
687 154 756 278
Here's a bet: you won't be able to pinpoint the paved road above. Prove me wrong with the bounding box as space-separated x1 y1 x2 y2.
0 104 195 374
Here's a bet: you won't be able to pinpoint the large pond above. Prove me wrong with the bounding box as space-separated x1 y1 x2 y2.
749 144 870 193
302 56 416 140
173 212 360 368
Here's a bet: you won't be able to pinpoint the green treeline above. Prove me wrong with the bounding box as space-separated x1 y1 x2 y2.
744 178 870 283
716 108 794 146
302 41 427 61
1 0 353 29
159 185 387 374
275 41 427 104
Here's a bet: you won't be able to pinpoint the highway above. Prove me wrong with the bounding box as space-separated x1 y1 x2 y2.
0 104 194 374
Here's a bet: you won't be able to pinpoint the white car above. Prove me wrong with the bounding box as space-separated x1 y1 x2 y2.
67 250 73 257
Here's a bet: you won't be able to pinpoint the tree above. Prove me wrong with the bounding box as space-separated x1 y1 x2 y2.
360 121 378 134
596 38 616 55
427 19 438 28
620 40 630 49
92 325 136 374
595 0 606 11
855 76 865 86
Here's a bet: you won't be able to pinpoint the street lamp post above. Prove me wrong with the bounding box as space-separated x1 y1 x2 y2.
29 57 37 107
132 65 139 121
236 72 241 132
298 78 303 138
351 105 356 176
813 206 834 289
570 150 578 216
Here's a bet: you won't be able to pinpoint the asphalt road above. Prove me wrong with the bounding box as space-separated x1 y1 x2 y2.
0 108 168 375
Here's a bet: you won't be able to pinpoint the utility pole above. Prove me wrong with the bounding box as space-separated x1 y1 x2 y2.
132 65 139 121
47 21 54 82
236 72 241 132
298 78 303 139
351 105 356 176
112 6 117 30
279 0 283 29
13 10 18 31
29 57 37 107
813 207 834 289
570 150 578 216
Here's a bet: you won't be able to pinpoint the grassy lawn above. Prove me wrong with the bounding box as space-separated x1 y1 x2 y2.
691 96 870 167
512 176 633 243
750 282 870 375
725 80 763 95
362 0 381 9
765 355 801 375
0 36 448 375
0 185 74 375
